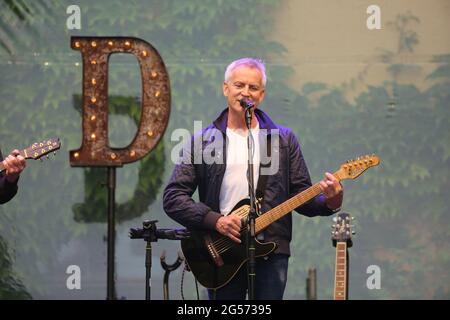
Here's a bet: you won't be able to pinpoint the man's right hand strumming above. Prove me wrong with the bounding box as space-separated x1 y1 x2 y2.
215 213 242 244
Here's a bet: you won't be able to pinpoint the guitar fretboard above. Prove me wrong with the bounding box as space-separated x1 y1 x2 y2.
334 242 347 300
255 170 344 233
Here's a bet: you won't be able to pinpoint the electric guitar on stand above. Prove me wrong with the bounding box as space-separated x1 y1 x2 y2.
331 212 355 300
0 138 61 173
182 154 379 290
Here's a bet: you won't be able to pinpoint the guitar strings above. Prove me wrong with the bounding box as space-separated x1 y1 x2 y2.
213 184 324 253
213 206 249 253
212 171 359 255
213 208 275 253
213 196 304 253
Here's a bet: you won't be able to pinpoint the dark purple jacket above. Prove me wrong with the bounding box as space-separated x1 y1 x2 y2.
163 108 334 255
0 149 18 204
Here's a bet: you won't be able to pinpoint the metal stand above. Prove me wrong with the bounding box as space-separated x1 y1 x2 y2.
129 220 190 300
160 250 184 300
244 106 259 300
306 268 317 300
106 167 117 300
144 222 153 300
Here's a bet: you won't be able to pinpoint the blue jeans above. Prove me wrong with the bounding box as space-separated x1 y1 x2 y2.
207 254 289 300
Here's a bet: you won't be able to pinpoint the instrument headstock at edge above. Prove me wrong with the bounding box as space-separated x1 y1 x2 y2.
22 138 61 160
337 154 380 180
331 212 354 247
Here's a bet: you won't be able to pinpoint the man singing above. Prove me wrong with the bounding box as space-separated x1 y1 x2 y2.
163 57 343 299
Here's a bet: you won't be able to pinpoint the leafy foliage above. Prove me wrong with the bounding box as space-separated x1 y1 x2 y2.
0 1 449 300
71 95 166 223
0 236 31 299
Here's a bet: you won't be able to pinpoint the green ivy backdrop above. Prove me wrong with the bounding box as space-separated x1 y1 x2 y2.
0 0 449 299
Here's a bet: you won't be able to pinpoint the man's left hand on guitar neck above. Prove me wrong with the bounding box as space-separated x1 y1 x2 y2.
320 172 344 212
2 149 26 183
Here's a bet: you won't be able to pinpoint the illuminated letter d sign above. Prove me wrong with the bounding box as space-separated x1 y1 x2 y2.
69 36 170 166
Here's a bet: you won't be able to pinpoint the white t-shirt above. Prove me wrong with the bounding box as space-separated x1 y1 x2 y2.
219 123 260 215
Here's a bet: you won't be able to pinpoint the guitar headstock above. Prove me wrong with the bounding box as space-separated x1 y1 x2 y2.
23 138 61 160
331 212 354 247
338 154 380 180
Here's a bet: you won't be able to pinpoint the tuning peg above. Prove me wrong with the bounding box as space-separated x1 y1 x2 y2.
331 224 336 229
46 155 49 159
351 230 356 235
332 217 337 222
53 152 56 156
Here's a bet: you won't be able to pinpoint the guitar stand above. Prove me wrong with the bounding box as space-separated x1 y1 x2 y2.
160 250 184 300
129 220 190 300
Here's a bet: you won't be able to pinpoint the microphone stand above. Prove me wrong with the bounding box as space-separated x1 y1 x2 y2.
142 220 155 300
244 106 259 300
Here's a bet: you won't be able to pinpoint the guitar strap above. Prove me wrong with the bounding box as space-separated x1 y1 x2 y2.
255 134 271 213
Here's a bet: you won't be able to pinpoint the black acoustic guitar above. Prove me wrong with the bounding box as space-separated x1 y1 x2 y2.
182 155 379 290
0 138 61 173
332 212 354 300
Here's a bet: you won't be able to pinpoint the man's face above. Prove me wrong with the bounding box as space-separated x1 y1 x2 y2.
223 66 265 114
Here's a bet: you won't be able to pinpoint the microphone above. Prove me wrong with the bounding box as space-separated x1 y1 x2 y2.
155 228 191 240
239 98 254 109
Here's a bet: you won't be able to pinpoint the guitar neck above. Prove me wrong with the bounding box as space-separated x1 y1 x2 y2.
334 242 348 300
255 169 343 233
